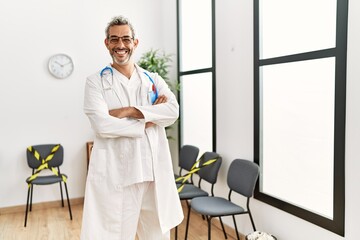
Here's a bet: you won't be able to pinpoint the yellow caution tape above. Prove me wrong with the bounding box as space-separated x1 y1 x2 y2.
176 156 219 193
27 144 67 187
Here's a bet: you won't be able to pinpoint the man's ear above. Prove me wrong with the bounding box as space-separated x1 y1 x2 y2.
104 38 109 49
133 38 139 48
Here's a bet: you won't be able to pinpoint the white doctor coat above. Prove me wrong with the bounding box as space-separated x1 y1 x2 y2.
81 64 183 239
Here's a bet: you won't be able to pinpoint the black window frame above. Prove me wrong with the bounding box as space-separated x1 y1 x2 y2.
176 0 217 152
254 0 348 236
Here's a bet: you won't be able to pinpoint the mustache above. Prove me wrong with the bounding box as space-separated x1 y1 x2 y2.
112 47 129 53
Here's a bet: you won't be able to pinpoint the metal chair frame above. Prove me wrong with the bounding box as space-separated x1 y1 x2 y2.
24 144 72 227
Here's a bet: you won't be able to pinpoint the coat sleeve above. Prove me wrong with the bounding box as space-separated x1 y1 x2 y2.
83 74 145 138
135 73 179 128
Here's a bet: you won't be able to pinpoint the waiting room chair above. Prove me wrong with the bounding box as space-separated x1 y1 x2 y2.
175 151 223 240
175 145 199 185
190 159 260 240
24 144 72 227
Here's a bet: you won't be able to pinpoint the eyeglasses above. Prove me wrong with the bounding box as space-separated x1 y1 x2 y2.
108 35 134 45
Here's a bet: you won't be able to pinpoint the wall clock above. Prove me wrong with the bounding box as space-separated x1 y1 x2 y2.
48 53 74 79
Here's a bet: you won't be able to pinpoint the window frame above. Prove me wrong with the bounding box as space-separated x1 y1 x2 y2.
177 0 217 152
253 0 348 236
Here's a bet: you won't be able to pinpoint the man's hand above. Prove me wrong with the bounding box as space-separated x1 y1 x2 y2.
145 122 155 128
153 95 167 104
145 95 168 128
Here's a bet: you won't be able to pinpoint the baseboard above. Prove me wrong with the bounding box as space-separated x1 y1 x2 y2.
0 197 84 215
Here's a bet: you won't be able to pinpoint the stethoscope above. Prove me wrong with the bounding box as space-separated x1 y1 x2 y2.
100 66 114 91
100 66 158 104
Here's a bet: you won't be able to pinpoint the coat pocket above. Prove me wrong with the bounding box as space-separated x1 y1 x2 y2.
88 148 107 183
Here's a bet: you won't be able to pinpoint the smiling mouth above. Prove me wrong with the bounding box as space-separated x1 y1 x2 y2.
114 48 128 55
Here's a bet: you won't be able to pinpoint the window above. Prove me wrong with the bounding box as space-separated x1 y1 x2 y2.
254 0 348 235
177 0 216 154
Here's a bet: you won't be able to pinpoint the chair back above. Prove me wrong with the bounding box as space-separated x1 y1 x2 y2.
198 151 222 184
179 145 199 171
26 144 64 169
227 159 259 197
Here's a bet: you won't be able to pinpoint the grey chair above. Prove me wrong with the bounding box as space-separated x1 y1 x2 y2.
24 144 72 227
175 151 223 240
190 159 260 240
175 145 199 185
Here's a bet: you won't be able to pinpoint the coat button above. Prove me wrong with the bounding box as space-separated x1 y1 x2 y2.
115 184 122 191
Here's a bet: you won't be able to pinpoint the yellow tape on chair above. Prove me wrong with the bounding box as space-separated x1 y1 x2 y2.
176 157 219 193
27 144 67 187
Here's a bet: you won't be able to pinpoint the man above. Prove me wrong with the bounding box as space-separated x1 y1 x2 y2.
81 16 183 240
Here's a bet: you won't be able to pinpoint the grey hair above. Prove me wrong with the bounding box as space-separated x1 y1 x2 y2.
105 16 136 39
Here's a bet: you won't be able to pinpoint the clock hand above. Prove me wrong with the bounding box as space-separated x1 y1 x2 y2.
54 61 64 67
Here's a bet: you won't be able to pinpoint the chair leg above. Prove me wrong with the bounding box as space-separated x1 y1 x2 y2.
24 186 31 227
219 216 227 239
184 201 192 240
185 199 190 209
59 182 64 207
207 216 212 240
29 185 33 211
64 182 73 220
232 215 240 240
175 226 178 240
248 210 256 231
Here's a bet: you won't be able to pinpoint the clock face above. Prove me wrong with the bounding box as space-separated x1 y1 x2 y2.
48 53 74 79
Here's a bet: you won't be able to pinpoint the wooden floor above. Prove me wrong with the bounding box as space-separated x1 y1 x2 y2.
0 201 244 240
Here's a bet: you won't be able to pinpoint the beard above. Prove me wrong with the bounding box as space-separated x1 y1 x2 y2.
111 47 133 66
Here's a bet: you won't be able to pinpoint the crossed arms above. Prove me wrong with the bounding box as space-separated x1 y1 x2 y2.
108 95 168 128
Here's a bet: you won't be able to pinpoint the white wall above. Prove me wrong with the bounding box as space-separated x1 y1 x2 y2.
216 0 360 240
160 0 180 167
0 0 177 208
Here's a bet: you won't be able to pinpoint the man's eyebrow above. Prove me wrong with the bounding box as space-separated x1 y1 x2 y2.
109 35 132 38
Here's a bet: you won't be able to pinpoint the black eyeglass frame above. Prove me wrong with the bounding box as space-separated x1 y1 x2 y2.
108 35 135 45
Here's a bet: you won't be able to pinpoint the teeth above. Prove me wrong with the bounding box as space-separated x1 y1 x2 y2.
115 50 127 54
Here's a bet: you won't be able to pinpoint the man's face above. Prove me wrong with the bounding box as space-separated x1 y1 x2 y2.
105 25 138 66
